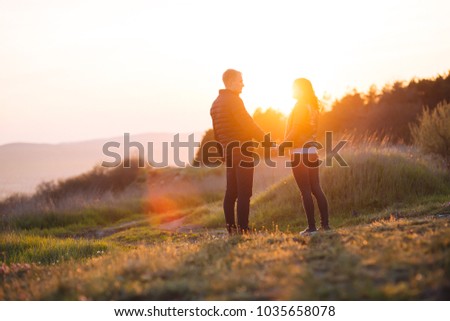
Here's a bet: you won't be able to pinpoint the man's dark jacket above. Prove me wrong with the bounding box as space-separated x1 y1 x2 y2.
210 89 264 151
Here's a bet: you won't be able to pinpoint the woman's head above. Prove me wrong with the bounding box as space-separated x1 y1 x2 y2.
292 78 318 109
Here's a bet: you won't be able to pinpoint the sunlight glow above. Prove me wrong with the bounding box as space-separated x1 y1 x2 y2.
1 0 450 143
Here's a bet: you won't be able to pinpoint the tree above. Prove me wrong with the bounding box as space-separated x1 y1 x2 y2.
193 128 223 166
320 71 450 143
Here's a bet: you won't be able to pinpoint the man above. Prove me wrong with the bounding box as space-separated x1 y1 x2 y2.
210 69 265 235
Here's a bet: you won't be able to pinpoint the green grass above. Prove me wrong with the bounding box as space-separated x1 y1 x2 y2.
1 202 146 234
104 226 201 246
0 232 108 265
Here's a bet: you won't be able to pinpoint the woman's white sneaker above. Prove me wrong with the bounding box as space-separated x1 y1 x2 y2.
299 228 318 236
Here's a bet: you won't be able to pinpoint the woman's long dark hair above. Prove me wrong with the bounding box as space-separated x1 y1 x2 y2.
293 78 319 110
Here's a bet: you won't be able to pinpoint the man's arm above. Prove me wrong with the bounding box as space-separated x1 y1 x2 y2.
230 97 265 141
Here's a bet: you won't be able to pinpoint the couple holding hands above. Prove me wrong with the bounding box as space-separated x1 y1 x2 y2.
210 69 330 236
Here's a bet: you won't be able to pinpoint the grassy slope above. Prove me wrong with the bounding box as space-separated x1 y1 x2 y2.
1 211 449 300
1 147 450 300
185 148 450 230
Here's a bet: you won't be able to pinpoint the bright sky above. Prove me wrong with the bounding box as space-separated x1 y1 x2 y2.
1 0 450 145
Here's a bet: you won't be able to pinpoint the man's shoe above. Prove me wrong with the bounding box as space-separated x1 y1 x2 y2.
227 224 238 236
238 227 252 235
318 225 331 232
299 227 318 236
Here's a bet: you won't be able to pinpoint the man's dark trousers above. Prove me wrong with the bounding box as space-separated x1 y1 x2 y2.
223 153 254 233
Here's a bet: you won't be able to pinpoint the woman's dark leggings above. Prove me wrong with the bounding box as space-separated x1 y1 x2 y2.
291 153 329 230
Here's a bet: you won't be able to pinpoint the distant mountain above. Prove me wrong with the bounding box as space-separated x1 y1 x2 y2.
0 132 202 199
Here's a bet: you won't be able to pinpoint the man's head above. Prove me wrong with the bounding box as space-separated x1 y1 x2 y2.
222 69 244 94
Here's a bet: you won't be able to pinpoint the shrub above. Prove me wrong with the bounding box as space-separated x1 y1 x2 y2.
410 101 450 167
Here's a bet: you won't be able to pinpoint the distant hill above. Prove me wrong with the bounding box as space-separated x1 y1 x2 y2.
0 132 202 199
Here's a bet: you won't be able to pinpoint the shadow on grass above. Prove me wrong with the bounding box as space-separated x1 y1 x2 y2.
118 236 243 300
293 232 382 300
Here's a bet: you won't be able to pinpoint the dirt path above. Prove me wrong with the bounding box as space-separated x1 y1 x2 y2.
77 219 148 239
78 214 226 239
158 217 196 232
157 217 227 236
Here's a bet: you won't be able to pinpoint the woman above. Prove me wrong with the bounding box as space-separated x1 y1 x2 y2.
283 78 330 236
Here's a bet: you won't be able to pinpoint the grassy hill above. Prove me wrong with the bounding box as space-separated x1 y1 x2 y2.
1 145 449 300
0 132 202 199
